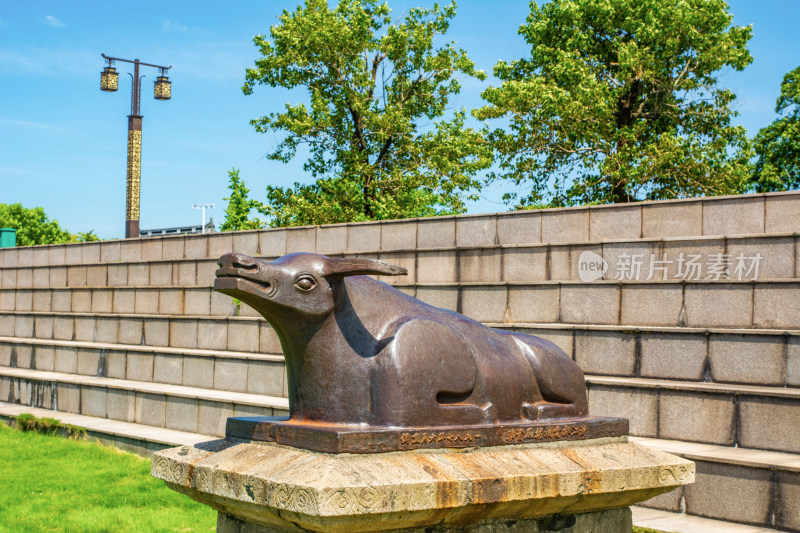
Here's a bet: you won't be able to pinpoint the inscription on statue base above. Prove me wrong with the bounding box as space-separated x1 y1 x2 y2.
225 416 628 453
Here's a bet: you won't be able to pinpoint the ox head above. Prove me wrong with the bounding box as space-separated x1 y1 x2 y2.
214 252 407 321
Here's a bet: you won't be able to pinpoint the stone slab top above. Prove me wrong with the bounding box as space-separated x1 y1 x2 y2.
631 436 800 473
152 438 693 532
225 415 628 453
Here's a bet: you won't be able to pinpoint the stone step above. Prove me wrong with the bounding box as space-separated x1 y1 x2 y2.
0 312 282 357
0 367 289 437
3 314 800 389
0 336 287 397
495 323 800 388
0 401 209 457
632 436 800 475
2 232 796 289
3 278 800 329
1 355 797 455
630 437 800 532
2 192 797 269
586 375 800 455
0 331 793 453
632 507 785 533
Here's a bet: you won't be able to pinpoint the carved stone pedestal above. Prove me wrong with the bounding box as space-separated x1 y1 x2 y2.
152 436 693 533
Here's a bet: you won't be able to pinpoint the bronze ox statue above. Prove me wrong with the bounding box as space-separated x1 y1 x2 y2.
215 252 588 431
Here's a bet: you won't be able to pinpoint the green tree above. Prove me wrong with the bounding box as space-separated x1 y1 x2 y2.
243 0 492 227
76 231 101 243
0 203 75 246
751 66 800 191
220 169 265 231
474 0 753 208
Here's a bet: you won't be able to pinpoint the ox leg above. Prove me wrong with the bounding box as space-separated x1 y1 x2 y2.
522 401 582 420
513 335 589 420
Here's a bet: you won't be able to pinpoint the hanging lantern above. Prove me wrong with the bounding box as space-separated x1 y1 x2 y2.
100 66 118 92
154 74 171 100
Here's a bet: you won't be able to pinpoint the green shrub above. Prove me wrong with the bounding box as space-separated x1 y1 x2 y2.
37 417 63 434
15 413 37 431
65 423 87 439
11 413 87 439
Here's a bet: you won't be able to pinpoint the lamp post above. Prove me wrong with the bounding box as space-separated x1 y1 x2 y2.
192 204 215 233
100 53 172 238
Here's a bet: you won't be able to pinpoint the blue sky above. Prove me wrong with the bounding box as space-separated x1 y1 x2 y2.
1 1 798 240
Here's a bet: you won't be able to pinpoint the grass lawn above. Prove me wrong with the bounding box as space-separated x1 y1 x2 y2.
0 423 216 533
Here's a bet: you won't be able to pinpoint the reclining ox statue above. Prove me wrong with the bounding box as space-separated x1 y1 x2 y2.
215 252 588 429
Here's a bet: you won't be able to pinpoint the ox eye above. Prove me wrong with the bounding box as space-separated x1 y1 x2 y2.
294 276 316 292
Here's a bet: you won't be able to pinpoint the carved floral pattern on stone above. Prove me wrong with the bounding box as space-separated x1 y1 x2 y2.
194 467 213 492
322 487 384 514
273 483 318 513
152 455 186 484
658 464 692 486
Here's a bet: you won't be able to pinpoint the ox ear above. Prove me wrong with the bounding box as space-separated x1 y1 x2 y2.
322 257 407 277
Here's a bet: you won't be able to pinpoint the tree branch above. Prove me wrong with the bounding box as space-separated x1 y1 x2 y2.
367 51 387 100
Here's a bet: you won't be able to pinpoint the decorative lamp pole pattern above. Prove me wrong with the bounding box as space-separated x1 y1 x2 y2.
100 54 172 238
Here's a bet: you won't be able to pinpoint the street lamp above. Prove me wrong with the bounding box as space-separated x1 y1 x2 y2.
154 69 172 100
100 53 172 238
100 66 118 91
193 204 215 233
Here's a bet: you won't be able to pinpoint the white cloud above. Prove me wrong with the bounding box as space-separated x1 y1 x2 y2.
43 15 65 28
162 19 189 32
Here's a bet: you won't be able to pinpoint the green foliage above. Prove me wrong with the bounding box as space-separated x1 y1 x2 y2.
67 423 87 438
244 0 492 226
36 417 62 434
751 65 800 191
474 0 753 207
15 413 36 431
76 230 101 242
220 168 265 231
13 413 86 439
0 422 216 532
0 203 75 246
